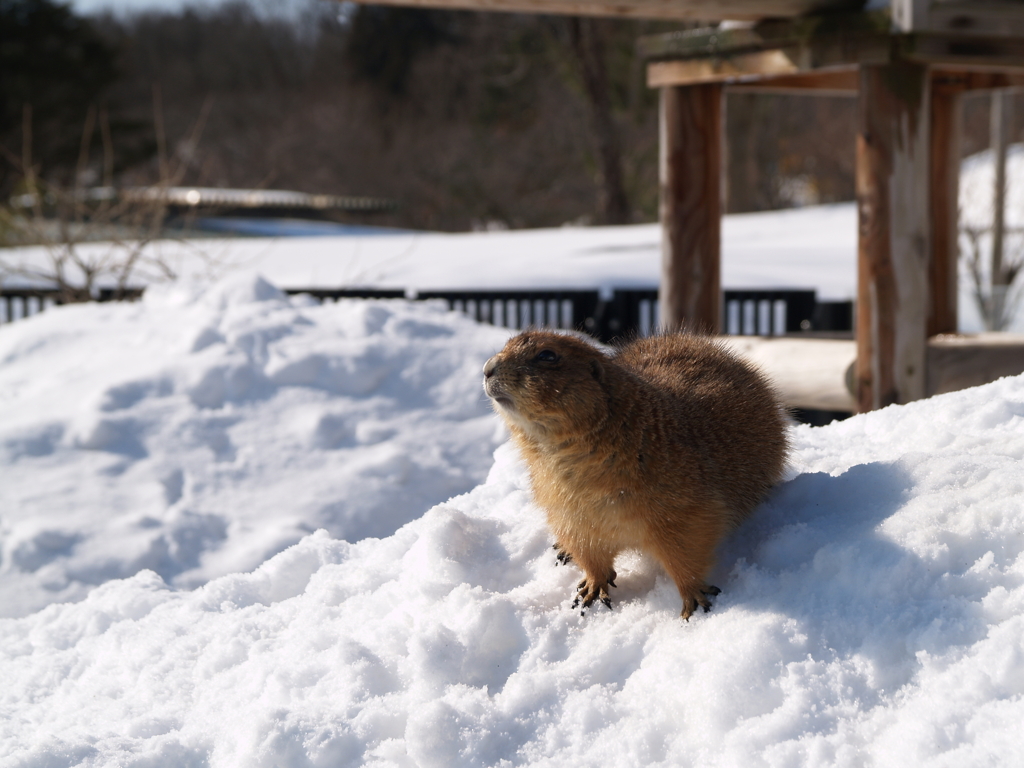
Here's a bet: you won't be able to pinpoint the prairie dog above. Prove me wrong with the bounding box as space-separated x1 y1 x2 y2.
483 330 788 619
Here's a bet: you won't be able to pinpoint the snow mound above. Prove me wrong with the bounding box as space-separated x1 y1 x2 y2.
0 274 511 618
3 371 1023 766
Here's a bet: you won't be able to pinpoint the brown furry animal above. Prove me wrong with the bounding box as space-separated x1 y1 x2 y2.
483 330 788 619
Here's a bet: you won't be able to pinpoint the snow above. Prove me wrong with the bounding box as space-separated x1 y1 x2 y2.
1 204 857 299
2 272 1024 766
0 276 510 618
4 145 1024 764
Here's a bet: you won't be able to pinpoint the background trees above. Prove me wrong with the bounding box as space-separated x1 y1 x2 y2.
3 0 1017 233
0 0 150 198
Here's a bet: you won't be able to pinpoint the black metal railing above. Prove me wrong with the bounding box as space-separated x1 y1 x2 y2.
414 289 604 337
723 289 817 336
2 285 853 342
0 287 144 324
288 287 851 342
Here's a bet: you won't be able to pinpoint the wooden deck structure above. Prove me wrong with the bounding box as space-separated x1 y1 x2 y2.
350 0 1024 411
641 5 1024 411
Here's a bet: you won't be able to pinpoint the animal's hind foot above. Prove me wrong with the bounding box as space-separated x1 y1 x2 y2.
571 569 617 615
680 584 721 621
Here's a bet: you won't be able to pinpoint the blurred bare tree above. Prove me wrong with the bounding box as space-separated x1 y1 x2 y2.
960 91 1024 331
2 0 895 234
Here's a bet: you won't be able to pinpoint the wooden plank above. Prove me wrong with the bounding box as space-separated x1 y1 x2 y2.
720 336 855 412
928 75 960 336
659 84 723 333
932 68 1024 93
644 26 893 86
639 13 889 61
345 0 858 22
643 25 1024 79
647 51 799 87
855 61 932 412
716 333 1024 411
927 333 1024 396
727 68 859 95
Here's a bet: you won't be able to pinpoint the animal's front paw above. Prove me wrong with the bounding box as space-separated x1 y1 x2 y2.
571 569 617 614
680 584 721 621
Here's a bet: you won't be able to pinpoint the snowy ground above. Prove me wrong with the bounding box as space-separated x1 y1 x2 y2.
3 147 1024 764
1 273 1023 766
0 277 510 618
1 203 857 297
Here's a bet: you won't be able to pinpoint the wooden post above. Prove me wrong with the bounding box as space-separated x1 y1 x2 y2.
855 61 931 411
659 83 723 333
928 78 961 336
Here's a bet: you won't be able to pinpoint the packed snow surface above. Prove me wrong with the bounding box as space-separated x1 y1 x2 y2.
2 275 1024 766
0 276 510 618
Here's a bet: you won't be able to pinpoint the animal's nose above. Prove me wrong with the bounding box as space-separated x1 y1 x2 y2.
483 356 498 378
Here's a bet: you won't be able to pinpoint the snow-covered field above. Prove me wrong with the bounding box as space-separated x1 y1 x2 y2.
1 272 1023 766
2 203 858 298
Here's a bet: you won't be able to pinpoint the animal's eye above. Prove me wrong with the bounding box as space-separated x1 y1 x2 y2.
535 350 559 363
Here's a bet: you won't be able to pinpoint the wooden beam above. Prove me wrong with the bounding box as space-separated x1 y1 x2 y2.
927 333 1024 396
659 84 723 333
648 51 800 88
855 61 932 412
344 0 861 22
932 68 1024 93
721 336 855 412
928 75 961 337
651 61 1024 95
639 14 890 62
717 333 1024 412
727 68 859 95
643 22 1024 80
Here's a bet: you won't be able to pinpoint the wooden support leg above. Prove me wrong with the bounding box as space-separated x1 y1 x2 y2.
929 80 962 337
855 62 931 412
659 83 723 333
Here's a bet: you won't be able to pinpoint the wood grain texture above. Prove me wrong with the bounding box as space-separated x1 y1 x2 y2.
928 82 961 337
855 62 931 412
647 51 800 87
658 84 723 333
727 68 859 95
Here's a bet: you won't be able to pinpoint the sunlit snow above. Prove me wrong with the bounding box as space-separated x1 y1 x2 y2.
3 145 1024 764
1 272 1023 766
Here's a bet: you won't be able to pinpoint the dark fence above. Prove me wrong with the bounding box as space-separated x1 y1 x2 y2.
2 285 853 341
1 290 55 323
290 287 852 342
0 287 144 324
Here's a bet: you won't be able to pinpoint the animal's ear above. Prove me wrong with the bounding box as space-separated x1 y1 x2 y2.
590 358 603 381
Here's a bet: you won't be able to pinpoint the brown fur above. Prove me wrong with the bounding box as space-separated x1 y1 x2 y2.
483 330 788 619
